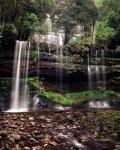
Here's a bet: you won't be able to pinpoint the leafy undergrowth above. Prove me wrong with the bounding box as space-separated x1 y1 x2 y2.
65 90 118 98
0 77 12 97
29 78 119 106
0 110 120 150
0 77 119 106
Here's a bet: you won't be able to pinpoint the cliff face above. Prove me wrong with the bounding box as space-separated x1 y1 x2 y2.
0 50 119 82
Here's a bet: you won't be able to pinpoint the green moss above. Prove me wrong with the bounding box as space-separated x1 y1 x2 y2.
28 78 119 106
0 77 12 97
29 51 47 59
0 77 119 106
66 90 118 98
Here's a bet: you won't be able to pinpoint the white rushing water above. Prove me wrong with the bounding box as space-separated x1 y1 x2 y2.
37 42 40 81
59 48 63 91
33 94 40 110
46 14 52 32
87 54 92 90
21 42 30 108
87 50 106 90
8 41 30 112
37 29 65 92
89 101 110 108
36 32 65 47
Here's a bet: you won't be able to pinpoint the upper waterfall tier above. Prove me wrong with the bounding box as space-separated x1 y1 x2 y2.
35 32 65 47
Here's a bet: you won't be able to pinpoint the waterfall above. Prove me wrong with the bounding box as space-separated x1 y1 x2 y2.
101 50 106 89
88 101 110 108
57 33 65 91
36 31 65 47
21 42 30 108
87 54 92 90
33 94 40 110
36 27 65 92
46 14 52 32
95 51 99 83
87 50 106 91
41 31 65 92
8 41 30 112
37 42 40 81
59 48 63 91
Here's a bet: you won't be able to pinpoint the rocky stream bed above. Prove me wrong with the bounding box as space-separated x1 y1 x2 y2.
0 109 120 150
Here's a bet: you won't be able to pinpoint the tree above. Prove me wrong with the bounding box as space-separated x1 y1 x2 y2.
0 0 55 49
1 23 18 50
14 13 38 40
96 21 115 48
96 0 120 48
0 0 55 25
54 0 98 44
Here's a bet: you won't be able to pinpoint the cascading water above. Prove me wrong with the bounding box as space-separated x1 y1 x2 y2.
35 13 65 92
101 50 106 89
57 33 65 92
21 42 30 108
59 48 63 91
46 14 52 32
87 50 108 108
33 94 40 110
87 54 92 90
39 30 65 92
9 41 30 112
87 50 106 91
37 42 40 81
95 51 100 84
32 43 41 110
89 100 110 108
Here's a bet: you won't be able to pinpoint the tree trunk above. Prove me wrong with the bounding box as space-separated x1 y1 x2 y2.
91 0 97 45
91 20 96 45
64 25 71 45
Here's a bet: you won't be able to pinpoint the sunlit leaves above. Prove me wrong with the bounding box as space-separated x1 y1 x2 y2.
96 21 115 41
96 0 120 47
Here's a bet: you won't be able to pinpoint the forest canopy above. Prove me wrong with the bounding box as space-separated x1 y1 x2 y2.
0 0 120 49
0 0 55 49
96 0 120 49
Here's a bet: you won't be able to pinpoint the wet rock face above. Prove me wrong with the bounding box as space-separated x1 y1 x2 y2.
0 49 119 77
0 110 119 150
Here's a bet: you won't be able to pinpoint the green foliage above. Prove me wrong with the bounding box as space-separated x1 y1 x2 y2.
22 13 38 29
96 0 104 8
0 0 55 42
36 22 49 35
67 36 92 49
67 40 80 47
14 12 38 38
28 78 77 106
96 0 120 47
65 90 118 98
0 78 12 97
96 21 115 41
1 23 18 49
0 26 3 48
28 78 119 106
116 46 120 51
2 23 17 34
29 50 38 59
29 50 46 59
55 0 98 34
96 21 115 48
